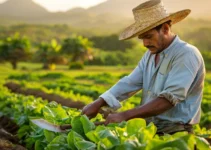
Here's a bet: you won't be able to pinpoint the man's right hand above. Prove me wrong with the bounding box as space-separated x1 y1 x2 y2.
82 97 107 118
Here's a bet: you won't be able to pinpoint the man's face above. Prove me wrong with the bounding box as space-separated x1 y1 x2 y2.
138 28 165 54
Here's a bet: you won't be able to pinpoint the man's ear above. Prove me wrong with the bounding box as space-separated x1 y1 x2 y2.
162 23 170 34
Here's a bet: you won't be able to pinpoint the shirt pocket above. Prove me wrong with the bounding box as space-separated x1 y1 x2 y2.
159 58 170 75
154 58 170 94
154 73 166 94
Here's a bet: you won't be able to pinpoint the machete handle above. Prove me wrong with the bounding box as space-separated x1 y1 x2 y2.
60 124 72 130
94 121 105 126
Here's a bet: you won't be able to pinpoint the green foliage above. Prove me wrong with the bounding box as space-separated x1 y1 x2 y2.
8 73 39 81
75 73 115 84
0 33 31 69
0 71 211 149
183 27 211 51
8 72 68 81
35 39 64 70
201 51 211 70
61 35 93 63
69 62 84 70
86 44 147 66
80 115 95 134
126 118 146 136
89 34 137 51
41 73 68 80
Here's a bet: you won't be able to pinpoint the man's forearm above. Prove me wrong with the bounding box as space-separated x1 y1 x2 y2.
122 97 174 120
95 97 108 107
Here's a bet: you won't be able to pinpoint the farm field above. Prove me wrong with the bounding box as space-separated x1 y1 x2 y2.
0 63 211 150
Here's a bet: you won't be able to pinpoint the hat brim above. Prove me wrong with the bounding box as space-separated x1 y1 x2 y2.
119 9 191 40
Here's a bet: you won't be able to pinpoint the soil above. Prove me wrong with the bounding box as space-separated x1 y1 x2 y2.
4 81 111 117
0 116 26 150
4 82 85 109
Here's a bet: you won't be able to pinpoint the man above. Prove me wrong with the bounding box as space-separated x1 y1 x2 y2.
82 0 205 134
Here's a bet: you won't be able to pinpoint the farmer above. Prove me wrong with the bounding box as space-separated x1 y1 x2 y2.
82 0 205 134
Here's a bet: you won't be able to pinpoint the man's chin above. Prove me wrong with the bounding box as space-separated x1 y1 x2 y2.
149 49 162 54
149 50 157 54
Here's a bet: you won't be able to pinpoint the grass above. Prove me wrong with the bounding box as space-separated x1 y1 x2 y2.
1 62 211 81
0 62 134 83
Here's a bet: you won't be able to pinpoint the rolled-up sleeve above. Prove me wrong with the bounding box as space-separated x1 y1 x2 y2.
158 50 201 105
100 53 147 109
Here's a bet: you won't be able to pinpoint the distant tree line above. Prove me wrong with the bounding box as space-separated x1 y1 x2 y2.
0 20 211 52
0 22 211 70
0 33 147 70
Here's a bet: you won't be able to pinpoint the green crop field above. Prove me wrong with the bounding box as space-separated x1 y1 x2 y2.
0 62 211 149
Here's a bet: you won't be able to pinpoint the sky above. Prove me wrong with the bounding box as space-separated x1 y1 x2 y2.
0 0 107 12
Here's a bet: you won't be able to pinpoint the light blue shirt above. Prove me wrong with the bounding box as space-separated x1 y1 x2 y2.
100 36 205 126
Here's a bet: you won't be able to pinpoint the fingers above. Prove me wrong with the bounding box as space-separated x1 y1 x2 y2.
81 104 97 119
104 113 125 125
105 114 112 125
81 105 88 115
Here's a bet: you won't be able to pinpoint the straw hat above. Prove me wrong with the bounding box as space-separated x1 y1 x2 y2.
119 0 191 40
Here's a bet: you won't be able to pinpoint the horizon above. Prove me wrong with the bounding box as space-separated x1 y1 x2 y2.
0 0 107 12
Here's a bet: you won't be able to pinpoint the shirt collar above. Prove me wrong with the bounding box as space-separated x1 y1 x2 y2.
160 35 180 56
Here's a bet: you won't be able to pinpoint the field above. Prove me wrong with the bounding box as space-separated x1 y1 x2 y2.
0 62 211 149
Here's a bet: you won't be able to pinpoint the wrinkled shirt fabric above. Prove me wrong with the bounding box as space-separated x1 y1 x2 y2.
100 36 205 130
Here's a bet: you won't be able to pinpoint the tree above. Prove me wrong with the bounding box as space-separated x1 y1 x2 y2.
61 35 93 64
35 39 65 70
0 33 31 69
89 34 137 51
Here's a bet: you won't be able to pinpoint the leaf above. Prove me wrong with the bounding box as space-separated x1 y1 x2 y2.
126 118 146 136
75 140 96 150
46 135 68 150
71 116 85 136
174 134 195 150
43 105 69 123
17 125 31 139
100 135 120 149
90 113 104 122
137 123 157 144
67 131 84 150
80 115 95 134
97 129 119 149
151 138 189 150
172 132 189 139
86 130 99 143
35 140 46 150
44 130 57 143
160 147 180 150
115 140 141 150
195 136 211 150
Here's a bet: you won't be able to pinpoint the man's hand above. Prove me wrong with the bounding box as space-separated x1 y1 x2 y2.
82 97 107 118
105 97 173 125
104 112 126 125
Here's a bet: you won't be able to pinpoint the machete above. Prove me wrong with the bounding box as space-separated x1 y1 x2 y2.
31 119 105 132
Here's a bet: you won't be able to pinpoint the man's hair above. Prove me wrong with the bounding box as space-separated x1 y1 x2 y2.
154 20 172 31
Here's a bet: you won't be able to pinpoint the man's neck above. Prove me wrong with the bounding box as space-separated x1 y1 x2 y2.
164 33 176 50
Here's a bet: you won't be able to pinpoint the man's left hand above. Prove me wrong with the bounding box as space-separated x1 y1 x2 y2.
104 112 126 125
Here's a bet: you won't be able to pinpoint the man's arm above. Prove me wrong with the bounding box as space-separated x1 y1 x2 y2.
82 52 149 118
82 97 107 118
104 97 173 125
